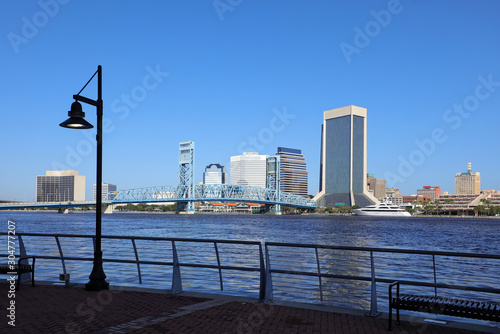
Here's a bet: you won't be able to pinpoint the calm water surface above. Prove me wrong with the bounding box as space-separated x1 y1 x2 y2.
2 211 499 254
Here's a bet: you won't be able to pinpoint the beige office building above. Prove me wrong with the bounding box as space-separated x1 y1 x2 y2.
36 170 86 202
455 162 480 195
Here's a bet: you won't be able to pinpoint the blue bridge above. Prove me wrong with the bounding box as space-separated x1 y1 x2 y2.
0 184 317 213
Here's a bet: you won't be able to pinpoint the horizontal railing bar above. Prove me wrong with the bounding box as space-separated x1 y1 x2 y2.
177 263 261 272
270 269 371 281
0 254 260 272
266 242 500 259
269 268 500 294
1 232 261 246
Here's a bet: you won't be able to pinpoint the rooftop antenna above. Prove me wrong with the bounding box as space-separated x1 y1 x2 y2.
467 162 471 174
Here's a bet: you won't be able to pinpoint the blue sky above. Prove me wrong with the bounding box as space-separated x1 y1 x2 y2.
1 0 499 201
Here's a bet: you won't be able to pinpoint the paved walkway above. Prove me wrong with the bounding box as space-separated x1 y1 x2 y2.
0 283 496 334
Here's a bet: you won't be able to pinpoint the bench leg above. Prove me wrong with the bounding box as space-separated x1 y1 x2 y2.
31 269 35 287
388 305 393 331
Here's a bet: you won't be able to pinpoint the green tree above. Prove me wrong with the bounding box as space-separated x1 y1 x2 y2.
474 205 485 216
480 198 492 216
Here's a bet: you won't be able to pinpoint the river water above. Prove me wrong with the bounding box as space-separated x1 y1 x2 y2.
2 211 499 253
2 211 499 311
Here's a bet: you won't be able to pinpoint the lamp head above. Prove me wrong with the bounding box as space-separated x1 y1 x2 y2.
59 101 94 129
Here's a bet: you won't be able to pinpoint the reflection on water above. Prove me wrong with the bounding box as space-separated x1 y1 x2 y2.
2 212 499 309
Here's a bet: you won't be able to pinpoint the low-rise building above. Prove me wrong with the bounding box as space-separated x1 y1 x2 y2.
417 186 441 201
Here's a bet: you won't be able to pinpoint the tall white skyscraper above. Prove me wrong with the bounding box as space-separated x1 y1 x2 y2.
230 152 268 187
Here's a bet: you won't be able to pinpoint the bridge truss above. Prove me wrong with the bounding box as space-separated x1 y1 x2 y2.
110 184 317 209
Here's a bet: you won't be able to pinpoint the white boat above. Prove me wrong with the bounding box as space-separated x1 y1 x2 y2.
352 201 411 217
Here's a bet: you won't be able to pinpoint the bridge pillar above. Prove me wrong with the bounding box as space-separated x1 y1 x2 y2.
178 141 196 214
104 205 114 214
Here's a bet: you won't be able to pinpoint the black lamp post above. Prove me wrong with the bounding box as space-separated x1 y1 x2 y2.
60 65 109 291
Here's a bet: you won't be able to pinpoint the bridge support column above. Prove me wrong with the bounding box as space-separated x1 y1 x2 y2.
104 205 114 214
58 208 69 214
177 201 195 214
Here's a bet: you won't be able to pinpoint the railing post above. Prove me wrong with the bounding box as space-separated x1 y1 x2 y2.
315 247 323 302
258 243 266 302
18 235 32 283
171 240 183 294
214 242 223 291
55 236 67 275
432 254 437 297
366 250 380 317
131 239 142 284
264 243 274 302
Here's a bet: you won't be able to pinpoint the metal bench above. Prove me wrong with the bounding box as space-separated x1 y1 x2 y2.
388 281 500 330
0 257 35 290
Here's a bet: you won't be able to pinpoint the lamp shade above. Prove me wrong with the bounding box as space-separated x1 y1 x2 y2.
60 101 94 129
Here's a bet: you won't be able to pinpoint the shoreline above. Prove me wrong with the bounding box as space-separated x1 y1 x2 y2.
1 209 500 219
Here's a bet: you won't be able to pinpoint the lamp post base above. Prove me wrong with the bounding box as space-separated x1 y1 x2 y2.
85 279 109 291
85 251 109 291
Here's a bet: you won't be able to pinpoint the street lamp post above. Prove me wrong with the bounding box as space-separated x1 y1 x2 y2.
59 65 109 291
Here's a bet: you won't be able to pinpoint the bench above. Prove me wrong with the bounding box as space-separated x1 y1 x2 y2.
0 257 35 290
388 281 500 330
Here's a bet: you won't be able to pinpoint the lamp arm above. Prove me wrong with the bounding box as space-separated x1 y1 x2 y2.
77 69 99 95
73 94 101 107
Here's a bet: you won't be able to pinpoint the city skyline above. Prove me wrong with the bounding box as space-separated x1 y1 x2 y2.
1 1 499 201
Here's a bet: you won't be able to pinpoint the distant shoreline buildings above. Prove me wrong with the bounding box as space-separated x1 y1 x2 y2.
455 162 480 195
36 170 85 202
94 183 117 201
203 163 227 185
26 105 494 211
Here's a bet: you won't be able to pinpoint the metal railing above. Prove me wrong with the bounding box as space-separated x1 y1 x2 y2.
264 242 500 313
2 233 500 314
1 233 265 300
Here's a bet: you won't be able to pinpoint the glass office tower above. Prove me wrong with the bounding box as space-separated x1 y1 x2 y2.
276 147 308 196
203 163 227 184
314 105 376 207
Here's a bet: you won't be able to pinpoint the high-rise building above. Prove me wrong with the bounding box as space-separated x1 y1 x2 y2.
36 170 85 202
94 183 117 201
367 174 386 200
203 163 227 184
417 186 441 201
455 162 480 195
230 152 267 187
314 105 377 207
276 147 308 196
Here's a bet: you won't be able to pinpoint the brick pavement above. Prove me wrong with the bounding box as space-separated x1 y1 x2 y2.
0 283 495 334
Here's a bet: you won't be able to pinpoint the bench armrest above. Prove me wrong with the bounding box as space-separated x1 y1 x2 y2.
18 257 35 267
389 281 400 302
